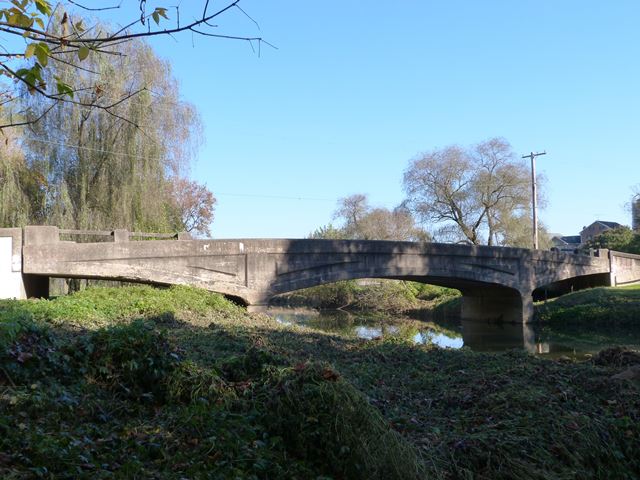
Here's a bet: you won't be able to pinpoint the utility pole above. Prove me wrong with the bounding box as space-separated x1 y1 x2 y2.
522 151 546 250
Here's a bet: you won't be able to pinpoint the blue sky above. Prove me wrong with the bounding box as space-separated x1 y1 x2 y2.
144 1 638 238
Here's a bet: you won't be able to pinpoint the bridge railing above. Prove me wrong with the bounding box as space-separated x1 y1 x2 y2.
58 229 191 243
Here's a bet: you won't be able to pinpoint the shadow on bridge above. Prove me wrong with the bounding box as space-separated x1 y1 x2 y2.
4 227 625 324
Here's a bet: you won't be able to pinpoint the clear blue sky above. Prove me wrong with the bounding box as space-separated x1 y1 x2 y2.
146 1 639 238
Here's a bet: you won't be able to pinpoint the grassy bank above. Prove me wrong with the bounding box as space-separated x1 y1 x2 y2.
1 286 639 478
536 284 640 325
272 280 460 314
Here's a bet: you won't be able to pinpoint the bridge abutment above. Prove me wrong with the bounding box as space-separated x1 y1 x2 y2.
0 228 27 300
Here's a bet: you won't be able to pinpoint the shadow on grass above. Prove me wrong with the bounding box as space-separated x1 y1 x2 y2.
2 288 640 479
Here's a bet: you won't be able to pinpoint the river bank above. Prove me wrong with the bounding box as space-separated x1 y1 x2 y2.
1 285 639 478
271 279 460 314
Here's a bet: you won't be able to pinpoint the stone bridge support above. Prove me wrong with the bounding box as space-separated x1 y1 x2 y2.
459 286 533 324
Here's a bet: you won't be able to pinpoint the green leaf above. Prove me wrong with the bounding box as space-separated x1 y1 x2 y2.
24 43 36 58
55 80 74 99
77 46 90 61
34 42 49 67
34 0 52 16
151 11 160 25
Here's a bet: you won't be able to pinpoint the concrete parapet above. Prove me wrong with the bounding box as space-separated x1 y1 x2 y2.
112 230 129 243
609 250 640 286
15 228 638 323
23 225 60 245
0 228 26 299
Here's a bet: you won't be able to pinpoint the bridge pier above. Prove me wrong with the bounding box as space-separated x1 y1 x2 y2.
460 287 532 324
247 304 270 313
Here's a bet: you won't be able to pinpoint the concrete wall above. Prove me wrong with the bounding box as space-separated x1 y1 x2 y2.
0 228 26 299
610 250 640 286
19 226 618 323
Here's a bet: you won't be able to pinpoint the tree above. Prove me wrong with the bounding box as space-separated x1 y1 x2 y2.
630 186 640 232
403 138 542 246
16 30 210 233
168 177 216 236
0 0 269 129
326 194 429 241
308 223 344 240
582 226 640 254
333 194 370 238
0 125 37 226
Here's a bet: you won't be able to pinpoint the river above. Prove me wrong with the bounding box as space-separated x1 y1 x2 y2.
268 308 640 359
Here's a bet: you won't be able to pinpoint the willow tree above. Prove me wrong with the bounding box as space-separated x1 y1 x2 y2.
0 126 40 227
22 32 205 233
1 0 268 130
403 138 543 246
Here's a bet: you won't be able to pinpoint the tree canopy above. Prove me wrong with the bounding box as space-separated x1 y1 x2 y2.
0 17 215 235
310 194 429 242
403 137 548 247
583 226 640 254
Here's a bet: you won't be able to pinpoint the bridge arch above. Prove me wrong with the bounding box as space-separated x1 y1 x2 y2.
6 227 629 323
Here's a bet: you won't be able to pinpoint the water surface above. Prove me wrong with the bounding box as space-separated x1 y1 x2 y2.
269 309 640 358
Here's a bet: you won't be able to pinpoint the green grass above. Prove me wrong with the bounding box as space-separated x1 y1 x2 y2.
1 285 639 479
272 280 460 314
536 285 640 325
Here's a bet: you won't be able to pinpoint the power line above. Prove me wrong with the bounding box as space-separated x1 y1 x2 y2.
22 138 337 203
24 137 163 162
216 192 334 202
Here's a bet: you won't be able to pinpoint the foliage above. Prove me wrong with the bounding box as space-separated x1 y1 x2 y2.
582 226 640 254
273 280 460 313
536 285 640 326
13 32 210 232
263 361 425 479
330 194 429 241
308 223 346 239
1 285 640 478
0 126 45 227
0 1 266 129
403 137 547 246
167 177 216 236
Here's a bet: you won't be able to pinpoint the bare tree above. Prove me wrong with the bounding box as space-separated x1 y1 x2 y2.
626 185 640 232
0 0 271 129
333 194 370 238
330 194 428 241
403 138 541 246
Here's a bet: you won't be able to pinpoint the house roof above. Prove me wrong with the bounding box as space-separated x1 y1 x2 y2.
582 220 622 232
552 235 581 245
595 220 622 229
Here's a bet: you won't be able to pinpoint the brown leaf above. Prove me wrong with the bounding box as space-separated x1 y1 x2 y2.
321 368 340 381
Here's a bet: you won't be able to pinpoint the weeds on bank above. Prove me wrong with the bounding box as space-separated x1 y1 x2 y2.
1 285 639 479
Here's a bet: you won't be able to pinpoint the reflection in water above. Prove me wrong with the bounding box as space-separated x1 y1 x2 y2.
272 310 464 349
271 309 640 357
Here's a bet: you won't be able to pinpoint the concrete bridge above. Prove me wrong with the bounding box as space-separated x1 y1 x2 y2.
2 226 640 323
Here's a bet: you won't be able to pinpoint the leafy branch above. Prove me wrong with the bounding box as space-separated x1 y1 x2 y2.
0 0 273 129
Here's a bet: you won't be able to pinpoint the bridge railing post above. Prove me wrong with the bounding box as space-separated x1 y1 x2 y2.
112 230 129 243
22 226 60 298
